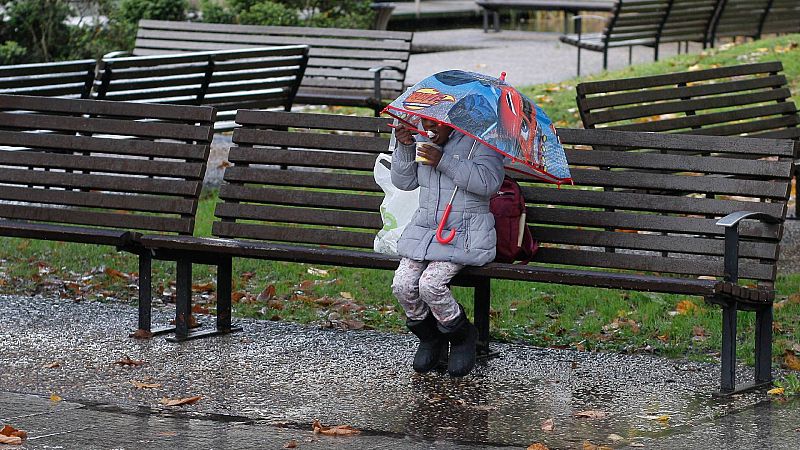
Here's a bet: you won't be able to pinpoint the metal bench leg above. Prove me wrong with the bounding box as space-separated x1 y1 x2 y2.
628 46 633 65
494 11 500 32
602 48 608 70
755 304 773 384
172 258 193 341
473 278 497 359
483 9 488 33
720 301 737 393
795 164 799 218
577 47 582 76
137 251 152 332
216 256 237 333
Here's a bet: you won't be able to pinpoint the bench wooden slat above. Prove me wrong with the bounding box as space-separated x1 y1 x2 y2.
608 103 798 134
215 203 382 230
0 186 196 214
223 167 380 193
532 247 775 281
0 94 216 124
0 131 208 160
227 147 377 170
0 151 204 179
235 110 389 132
531 226 778 260
219 185 382 212
526 207 780 240
232 129 388 154
0 111 213 142
524 186 787 217
0 167 202 196
0 204 193 234
213 221 374 248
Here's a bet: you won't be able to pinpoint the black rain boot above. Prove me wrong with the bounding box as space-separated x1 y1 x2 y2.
438 304 477 377
406 313 449 373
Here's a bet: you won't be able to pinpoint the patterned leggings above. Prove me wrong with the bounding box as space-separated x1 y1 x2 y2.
392 257 464 325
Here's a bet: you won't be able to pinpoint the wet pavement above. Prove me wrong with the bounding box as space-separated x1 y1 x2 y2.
1 294 799 449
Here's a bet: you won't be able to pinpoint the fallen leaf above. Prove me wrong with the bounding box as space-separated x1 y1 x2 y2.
574 410 607 419
42 361 61 369
675 300 699 315
343 319 365 330
284 440 297 448
339 291 353 300
582 441 613 450
307 268 329 276
783 350 800 371
192 282 215 293
113 356 144 367
540 418 554 432
767 387 785 396
0 425 26 439
311 419 360 436
129 329 153 340
640 414 670 422
607 434 625 443
50 394 62 402
0 435 22 445
192 304 210 314
160 395 202 407
130 380 162 389
630 443 645 448
169 315 199 328
527 444 549 450
257 284 277 301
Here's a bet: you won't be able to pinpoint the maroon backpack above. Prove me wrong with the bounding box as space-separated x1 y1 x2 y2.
491 176 538 264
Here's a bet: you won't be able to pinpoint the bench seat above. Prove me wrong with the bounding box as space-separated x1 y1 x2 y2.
0 220 133 247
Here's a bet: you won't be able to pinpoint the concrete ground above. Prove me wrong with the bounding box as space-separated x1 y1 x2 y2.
1 295 799 449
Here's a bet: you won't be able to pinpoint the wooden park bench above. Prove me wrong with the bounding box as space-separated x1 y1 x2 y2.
97 46 308 131
136 110 793 394
475 0 615 33
709 0 800 45
559 0 722 75
575 61 800 213
0 59 97 98
128 19 414 115
0 94 216 334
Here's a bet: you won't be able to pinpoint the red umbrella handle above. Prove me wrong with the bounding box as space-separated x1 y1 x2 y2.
436 204 456 244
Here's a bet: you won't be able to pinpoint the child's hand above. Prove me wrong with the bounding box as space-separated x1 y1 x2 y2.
395 126 415 145
416 143 442 167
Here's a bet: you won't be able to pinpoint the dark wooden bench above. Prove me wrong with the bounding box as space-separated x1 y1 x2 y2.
575 61 800 213
97 46 308 131
129 19 413 115
136 110 793 394
0 59 97 98
708 0 800 44
0 94 216 334
475 0 614 33
559 0 726 75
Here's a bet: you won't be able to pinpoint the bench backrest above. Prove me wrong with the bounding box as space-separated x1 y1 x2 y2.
0 95 215 235
133 20 413 108
602 0 672 47
576 61 800 141
96 46 308 131
218 110 792 286
709 0 772 41
761 0 800 35
658 0 720 45
0 59 96 99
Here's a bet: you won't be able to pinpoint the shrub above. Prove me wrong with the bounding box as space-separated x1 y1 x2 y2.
238 1 300 26
200 0 237 23
116 0 188 24
2 0 72 61
0 41 27 65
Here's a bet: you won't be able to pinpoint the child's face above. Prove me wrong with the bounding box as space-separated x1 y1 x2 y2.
421 119 452 146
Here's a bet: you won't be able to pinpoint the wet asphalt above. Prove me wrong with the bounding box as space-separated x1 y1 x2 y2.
1 294 799 449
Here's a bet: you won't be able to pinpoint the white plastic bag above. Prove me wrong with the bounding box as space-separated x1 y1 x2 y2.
373 153 419 255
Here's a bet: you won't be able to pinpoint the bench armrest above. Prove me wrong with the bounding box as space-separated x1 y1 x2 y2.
716 211 781 282
103 50 131 59
369 65 403 104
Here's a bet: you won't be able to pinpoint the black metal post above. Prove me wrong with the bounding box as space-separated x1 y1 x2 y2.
720 301 737 392
175 259 192 339
755 304 773 383
217 256 233 332
473 278 491 356
137 251 152 332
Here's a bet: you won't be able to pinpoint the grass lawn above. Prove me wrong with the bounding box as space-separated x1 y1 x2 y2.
2 35 800 372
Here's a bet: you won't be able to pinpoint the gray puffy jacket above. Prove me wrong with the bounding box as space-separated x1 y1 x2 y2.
391 130 505 266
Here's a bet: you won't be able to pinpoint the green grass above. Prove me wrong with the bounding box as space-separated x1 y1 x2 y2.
3 35 800 370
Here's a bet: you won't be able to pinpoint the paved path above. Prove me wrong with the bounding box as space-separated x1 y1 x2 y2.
1 295 799 449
